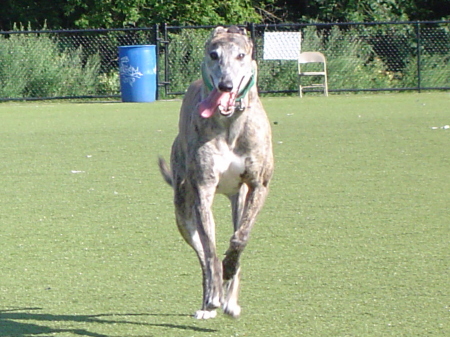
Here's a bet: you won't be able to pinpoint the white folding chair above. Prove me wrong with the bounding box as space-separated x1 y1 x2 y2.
298 52 328 97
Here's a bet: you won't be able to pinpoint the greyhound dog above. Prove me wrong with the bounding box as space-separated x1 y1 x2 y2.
158 26 273 319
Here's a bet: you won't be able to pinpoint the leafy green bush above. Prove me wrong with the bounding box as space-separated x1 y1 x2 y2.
0 30 100 99
165 28 211 94
97 71 120 96
257 25 449 94
257 26 390 93
253 25 395 94
139 25 449 98
401 53 450 89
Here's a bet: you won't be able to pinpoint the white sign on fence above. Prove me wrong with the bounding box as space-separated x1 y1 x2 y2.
263 32 302 60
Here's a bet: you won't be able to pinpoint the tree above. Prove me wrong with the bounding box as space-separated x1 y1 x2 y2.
270 0 450 23
1 0 448 31
59 0 264 29
0 0 71 30
0 0 266 30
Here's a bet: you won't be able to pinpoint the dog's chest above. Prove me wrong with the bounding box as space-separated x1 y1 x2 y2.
214 149 246 196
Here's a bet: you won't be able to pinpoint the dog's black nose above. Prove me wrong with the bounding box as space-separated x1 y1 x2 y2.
218 81 233 92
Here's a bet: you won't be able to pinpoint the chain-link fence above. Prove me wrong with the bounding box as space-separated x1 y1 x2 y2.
163 21 450 96
0 21 448 101
0 27 156 100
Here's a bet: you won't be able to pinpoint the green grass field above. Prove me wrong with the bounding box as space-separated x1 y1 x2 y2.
1 93 449 336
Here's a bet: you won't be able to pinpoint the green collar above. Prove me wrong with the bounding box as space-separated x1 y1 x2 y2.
201 61 256 101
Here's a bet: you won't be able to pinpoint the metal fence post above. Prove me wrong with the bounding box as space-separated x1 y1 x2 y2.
162 23 170 97
154 23 160 100
247 22 257 60
416 21 422 93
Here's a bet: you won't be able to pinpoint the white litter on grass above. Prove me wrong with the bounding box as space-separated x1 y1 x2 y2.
431 125 450 130
71 170 85 174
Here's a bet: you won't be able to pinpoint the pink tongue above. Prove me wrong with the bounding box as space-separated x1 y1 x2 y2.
198 88 234 118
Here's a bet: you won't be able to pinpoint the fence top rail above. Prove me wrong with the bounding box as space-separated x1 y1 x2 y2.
253 20 449 29
164 20 450 31
0 26 156 35
164 24 218 30
1 20 448 35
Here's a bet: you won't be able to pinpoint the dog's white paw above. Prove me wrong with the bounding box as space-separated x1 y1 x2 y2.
209 296 222 309
223 302 241 318
194 310 217 320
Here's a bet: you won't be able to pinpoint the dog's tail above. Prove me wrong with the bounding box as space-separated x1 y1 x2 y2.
158 157 173 187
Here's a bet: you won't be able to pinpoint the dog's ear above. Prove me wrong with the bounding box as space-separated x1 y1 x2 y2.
227 26 247 35
212 26 228 36
239 27 248 35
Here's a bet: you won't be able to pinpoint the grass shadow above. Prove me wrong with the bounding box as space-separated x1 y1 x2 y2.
0 308 217 336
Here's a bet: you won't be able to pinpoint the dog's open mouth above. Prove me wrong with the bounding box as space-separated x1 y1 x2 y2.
198 88 237 118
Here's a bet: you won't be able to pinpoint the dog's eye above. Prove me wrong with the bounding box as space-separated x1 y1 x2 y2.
237 53 246 60
210 51 219 60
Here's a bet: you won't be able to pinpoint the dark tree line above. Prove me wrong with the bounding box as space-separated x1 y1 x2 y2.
1 0 449 31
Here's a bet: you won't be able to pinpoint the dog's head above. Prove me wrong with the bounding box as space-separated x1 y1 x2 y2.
199 26 256 118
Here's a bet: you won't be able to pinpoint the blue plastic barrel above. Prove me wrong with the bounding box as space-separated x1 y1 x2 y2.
118 45 157 102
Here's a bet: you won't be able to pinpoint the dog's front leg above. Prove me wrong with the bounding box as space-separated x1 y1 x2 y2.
224 182 268 277
192 187 223 319
222 182 268 317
